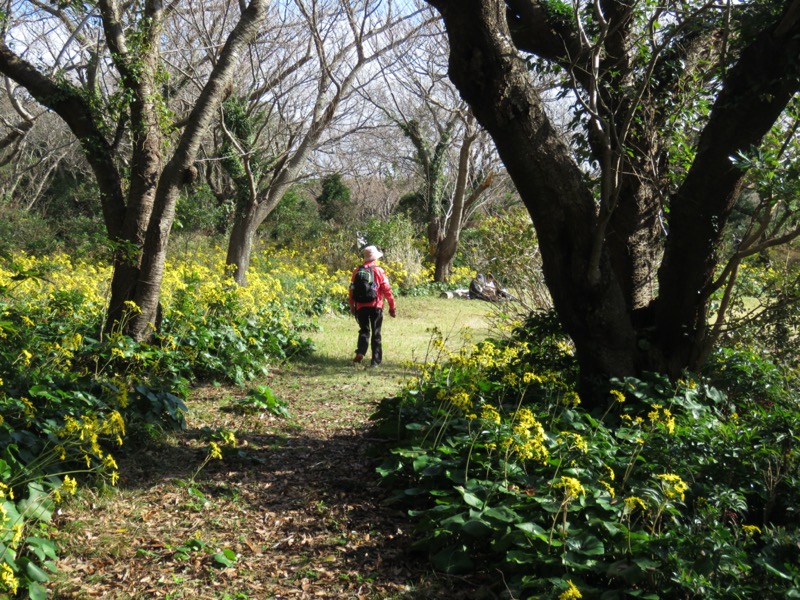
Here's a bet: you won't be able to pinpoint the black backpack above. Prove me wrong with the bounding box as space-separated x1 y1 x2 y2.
351 265 378 302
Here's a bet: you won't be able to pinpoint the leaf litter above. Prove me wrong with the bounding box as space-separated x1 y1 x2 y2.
48 362 496 599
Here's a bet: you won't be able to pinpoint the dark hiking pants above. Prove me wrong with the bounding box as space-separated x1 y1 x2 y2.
355 306 383 365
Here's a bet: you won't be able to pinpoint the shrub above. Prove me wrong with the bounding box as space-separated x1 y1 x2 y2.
373 328 800 599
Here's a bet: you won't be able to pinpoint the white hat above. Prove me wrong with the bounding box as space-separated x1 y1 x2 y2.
362 245 383 261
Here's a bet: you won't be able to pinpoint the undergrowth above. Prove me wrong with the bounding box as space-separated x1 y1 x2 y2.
372 312 800 599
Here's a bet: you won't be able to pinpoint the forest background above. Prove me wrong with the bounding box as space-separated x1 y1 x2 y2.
1 0 800 598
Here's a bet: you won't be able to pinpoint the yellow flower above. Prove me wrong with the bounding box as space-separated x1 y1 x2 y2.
509 408 549 463
221 430 238 448
742 524 761 536
599 480 615 498
610 389 625 403
559 432 588 454
656 473 689 501
20 349 33 366
522 372 542 384
563 391 581 407
480 405 501 424
62 475 78 495
448 391 473 412
21 397 35 418
0 483 12 500
559 579 582 600
123 300 142 315
10 523 23 548
209 442 223 460
0 563 19 595
624 496 648 513
555 476 586 500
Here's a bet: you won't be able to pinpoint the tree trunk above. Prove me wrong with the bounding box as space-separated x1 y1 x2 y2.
125 0 267 341
429 1 639 401
654 8 800 376
433 123 474 283
226 202 260 287
427 0 800 399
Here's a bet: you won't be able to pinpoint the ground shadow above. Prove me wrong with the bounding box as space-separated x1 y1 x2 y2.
111 421 493 599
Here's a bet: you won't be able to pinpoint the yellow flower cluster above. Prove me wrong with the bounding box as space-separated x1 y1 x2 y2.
59 412 124 484
0 563 18 595
62 475 78 495
0 253 109 312
0 483 13 500
220 430 238 448
656 473 689 501
609 389 626 403
510 407 549 464
480 405 501 424
555 476 586 500
448 391 473 412
624 496 648 513
562 391 581 407
742 524 761 536
648 404 676 434
448 340 525 372
558 432 588 454
598 480 615 498
559 579 582 600
209 441 223 460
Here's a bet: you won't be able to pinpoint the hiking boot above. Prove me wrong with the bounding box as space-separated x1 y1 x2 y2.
368 362 380 369
353 353 364 364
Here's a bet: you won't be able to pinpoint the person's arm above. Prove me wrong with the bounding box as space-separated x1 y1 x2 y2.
380 270 396 317
348 268 357 314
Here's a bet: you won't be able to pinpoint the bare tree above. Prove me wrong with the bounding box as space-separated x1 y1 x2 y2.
369 19 507 281
214 0 429 285
0 0 268 339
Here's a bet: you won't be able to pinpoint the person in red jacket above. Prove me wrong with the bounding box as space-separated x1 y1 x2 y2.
348 245 396 367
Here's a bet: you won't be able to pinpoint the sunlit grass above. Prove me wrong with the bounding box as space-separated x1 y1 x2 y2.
272 296 494 422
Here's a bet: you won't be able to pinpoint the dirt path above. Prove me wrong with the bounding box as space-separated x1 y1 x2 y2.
51 300 493 599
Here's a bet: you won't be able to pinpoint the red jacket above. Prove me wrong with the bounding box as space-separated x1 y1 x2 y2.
349 261 396 313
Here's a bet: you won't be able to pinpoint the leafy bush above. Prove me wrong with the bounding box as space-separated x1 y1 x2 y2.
361 214 425 289
231 385 291 418
373 328 800 599
263 186 326 246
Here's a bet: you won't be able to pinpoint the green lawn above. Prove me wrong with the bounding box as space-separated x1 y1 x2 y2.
266 296 495 423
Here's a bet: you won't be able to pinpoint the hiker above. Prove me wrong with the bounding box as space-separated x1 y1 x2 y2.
349 245 396 367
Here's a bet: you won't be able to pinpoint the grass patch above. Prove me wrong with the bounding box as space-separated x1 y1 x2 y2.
265 296 494 428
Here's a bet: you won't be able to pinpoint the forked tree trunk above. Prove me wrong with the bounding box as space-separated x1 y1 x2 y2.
427 0 800 403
